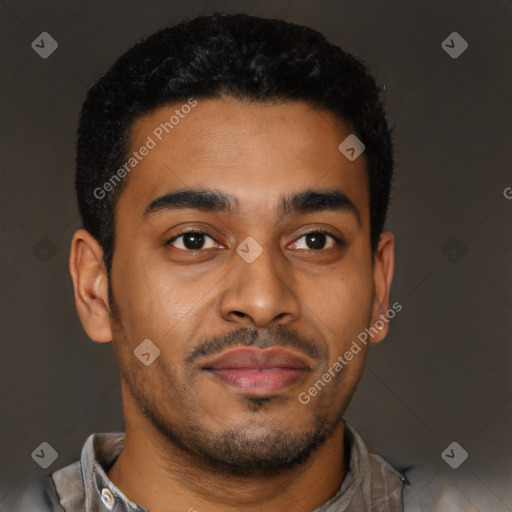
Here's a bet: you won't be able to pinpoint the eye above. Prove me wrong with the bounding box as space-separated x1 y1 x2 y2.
166 230 220 251
289 230 341 251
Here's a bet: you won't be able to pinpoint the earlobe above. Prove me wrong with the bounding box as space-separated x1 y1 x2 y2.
69 229 114 343
369 231 395 344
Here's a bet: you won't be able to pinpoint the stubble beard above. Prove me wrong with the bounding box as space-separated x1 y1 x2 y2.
110 293 353 479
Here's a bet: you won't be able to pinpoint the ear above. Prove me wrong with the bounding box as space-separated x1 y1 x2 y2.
368 231 395 344
69 229 113 343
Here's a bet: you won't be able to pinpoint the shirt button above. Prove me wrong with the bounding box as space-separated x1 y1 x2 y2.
101 487 115 510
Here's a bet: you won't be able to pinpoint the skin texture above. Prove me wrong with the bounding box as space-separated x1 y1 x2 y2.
69 96 395 512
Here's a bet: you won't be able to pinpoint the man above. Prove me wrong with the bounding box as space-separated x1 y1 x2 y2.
14 12 414 512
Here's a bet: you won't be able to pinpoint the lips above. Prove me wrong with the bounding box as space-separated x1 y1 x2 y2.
202 347 311 396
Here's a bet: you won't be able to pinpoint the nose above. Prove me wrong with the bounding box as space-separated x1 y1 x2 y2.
218 242 302 329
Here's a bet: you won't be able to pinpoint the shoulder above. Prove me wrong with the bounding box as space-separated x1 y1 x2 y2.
9 458 85 512
7 472 65 512
400 466 495 512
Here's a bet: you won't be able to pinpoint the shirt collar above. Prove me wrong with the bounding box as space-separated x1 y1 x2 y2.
81 432 146 511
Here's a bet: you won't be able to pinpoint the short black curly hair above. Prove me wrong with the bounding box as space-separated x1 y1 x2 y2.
75 12 394 288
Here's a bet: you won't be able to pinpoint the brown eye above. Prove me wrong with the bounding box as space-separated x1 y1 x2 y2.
166 231 219 250
289 230 341 251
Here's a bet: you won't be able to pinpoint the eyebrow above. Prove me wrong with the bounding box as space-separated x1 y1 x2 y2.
282 189 361 226
143 187 361 227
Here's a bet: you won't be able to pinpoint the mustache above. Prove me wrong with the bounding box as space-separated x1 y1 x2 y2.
185 324 323 366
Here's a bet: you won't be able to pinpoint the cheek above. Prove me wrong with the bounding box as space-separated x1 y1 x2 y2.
114 257 221 355
299 267 374 333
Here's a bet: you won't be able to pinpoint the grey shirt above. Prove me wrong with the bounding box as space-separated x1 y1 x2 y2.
15 421 409 511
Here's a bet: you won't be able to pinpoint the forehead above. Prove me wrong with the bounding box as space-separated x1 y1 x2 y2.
116 97 369 225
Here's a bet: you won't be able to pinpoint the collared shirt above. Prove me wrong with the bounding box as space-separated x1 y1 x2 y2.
10 418 496 512
14 421 409 511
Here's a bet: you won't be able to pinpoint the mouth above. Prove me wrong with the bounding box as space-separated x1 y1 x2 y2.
201 347 312 396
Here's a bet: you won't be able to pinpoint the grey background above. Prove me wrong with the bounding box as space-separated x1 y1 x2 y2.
1 0 511 510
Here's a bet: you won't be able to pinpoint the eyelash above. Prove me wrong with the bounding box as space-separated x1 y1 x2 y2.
165 229 343 250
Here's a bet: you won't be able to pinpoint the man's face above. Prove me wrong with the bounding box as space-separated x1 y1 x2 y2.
105 97 388 475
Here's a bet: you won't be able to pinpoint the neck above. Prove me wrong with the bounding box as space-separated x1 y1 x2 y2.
107 419 347 512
